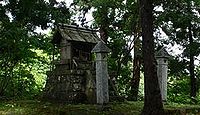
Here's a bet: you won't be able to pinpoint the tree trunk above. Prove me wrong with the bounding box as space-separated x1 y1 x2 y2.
140 0 165 114
186 1 197 99
99 7 109 43
100 25 108 43
189 22 197 98
130 38 141 101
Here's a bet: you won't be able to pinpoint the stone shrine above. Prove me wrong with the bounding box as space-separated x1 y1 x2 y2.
156 47 170 101
43 24 100 103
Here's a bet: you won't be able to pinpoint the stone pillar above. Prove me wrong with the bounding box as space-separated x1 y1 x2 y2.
92 41 110 105
60 38 71 63
156 47 170 101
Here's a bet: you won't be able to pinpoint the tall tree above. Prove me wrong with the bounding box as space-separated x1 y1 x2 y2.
187 1 197 98
140 0 164 114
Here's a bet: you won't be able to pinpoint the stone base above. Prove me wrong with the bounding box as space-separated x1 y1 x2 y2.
43 68 96 104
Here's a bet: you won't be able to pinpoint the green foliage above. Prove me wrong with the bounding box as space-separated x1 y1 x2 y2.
168 65 200 104
73 0 138 98
168 57 189 77
168 75 191 104
107 35 133 97
1 0 200 104
0 0 71 99
156 0 200 53
4 69 37 99
115 63 132 97
0 48 50 99
0 21 49 98
156 0 200 101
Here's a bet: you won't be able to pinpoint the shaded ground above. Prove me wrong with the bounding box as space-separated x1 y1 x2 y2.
0 100 200 115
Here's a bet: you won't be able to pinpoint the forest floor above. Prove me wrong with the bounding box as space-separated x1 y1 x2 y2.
0 100 200 115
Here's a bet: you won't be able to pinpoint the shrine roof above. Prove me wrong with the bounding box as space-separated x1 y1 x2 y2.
156 47 170 58
52 24 100 45
91 41 110 53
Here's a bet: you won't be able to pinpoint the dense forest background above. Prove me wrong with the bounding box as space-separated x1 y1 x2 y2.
0 0 200 106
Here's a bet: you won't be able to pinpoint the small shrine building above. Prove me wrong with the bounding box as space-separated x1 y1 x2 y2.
43 24 100 103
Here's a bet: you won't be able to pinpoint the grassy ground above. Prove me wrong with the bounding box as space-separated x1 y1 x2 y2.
0 100 200 115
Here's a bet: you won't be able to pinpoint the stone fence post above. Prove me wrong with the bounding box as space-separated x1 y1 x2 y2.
92 41 110 105
156 47 170 101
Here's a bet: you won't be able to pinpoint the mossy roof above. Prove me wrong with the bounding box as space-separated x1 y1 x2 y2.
52 24 100 45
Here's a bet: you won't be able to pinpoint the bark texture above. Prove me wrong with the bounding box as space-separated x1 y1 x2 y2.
140 0 165 114
189 22 197 98
130 38 141 101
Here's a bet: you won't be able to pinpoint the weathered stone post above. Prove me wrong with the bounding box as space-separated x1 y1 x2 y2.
60 38 71 63
156 47 170 101
92 41 110 105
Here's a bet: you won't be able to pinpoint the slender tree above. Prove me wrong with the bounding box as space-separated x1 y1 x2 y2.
130 38 142 101
187 1 197 98
140 0 164 114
